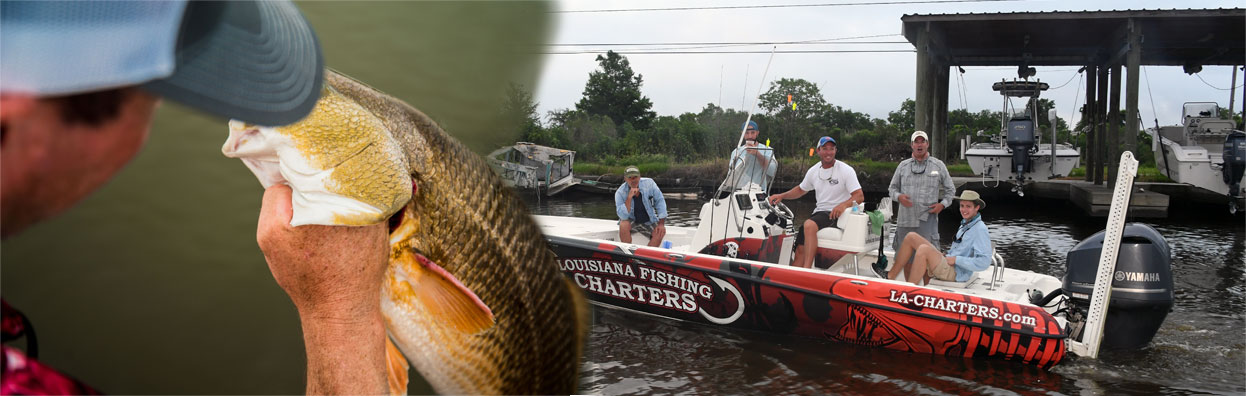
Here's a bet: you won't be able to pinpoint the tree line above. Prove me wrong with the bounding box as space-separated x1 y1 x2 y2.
500 50 1168 167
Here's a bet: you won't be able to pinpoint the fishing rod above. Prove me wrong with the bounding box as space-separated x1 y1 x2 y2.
716 46 778 195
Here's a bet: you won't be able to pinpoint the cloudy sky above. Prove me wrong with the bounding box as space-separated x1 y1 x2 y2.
534 0 1243 130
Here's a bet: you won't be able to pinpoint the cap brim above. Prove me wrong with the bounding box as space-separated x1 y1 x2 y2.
142 1 322 126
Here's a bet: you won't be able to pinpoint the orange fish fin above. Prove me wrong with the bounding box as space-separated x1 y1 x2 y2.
384 336 410 396
404 250 495 334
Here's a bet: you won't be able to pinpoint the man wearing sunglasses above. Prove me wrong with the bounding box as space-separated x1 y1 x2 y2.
886 131 955 254
767 136 863 268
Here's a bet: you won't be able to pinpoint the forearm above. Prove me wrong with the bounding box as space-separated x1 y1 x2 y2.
300 306 388 395
851 190 865 206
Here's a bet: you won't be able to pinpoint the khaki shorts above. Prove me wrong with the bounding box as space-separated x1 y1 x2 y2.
927 258 958 281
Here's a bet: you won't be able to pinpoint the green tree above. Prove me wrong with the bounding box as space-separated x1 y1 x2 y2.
757 78 832 159
695 103 751 159
576 51 656 131
499 83 547 146
1024 98 1073 143
547 109 617 161
888 99 915 131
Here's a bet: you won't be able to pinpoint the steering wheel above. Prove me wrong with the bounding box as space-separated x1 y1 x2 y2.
772 201 795 220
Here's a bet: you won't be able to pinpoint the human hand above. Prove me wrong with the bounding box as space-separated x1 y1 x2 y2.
928 202 944 214
946 255 957 265
898 194 913 207
830 203 847 219
256 184 389 394
767 194 783 205
256 184 389 319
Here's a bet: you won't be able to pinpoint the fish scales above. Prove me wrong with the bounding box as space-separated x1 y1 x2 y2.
323 71 585 394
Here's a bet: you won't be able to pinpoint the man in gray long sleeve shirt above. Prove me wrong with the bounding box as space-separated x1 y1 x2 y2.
888 131 955 250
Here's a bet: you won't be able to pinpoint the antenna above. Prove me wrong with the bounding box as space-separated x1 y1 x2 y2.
717 46 778 195
741 64 749 111
718 64 724 109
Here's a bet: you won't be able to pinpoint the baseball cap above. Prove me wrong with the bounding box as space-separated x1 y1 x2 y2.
624 166 641 178
1 0 323 126
743 120 758 131
911 130 929 142
817 136 836 148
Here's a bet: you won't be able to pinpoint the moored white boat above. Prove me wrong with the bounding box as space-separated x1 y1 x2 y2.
964 80 1080 195
1148 102 1246 212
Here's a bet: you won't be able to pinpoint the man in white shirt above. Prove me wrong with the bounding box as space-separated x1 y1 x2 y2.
767 136 864 268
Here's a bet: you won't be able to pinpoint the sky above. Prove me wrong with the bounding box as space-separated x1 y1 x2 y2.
534 0 1244 131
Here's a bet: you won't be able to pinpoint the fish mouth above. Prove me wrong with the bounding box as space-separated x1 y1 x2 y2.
223 120 267 158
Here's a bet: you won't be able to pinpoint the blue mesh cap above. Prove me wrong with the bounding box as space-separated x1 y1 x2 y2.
743 120 758 130
817 136 836 148
1 0 323 126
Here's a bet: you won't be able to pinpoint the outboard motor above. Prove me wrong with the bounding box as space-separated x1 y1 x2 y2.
1062 223 1173 351
1006 117 1035 177
1223 131 1246 206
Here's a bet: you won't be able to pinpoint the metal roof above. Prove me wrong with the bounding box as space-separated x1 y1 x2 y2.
901 8 1245 67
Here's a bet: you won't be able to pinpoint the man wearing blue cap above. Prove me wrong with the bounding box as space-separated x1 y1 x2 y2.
727 120 777 191
767 136 864 268
0 1 386 394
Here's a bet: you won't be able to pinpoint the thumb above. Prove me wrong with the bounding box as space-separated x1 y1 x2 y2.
259 184 294 229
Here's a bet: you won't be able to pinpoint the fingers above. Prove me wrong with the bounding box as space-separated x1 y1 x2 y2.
257 184 294 248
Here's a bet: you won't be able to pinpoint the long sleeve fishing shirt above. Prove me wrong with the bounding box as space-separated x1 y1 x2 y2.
888 157 955 227
945 214 992 282
615 178 668 224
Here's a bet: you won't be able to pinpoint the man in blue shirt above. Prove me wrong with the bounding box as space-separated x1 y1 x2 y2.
879 190 992 285
727 120 777 191
615 166 668 246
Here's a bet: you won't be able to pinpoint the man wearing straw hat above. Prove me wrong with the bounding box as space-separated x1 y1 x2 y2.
880 190 993 286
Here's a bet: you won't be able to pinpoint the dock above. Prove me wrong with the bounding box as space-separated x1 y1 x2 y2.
954 178 1171 217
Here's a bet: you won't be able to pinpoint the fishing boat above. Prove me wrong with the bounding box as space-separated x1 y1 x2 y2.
486 142 577 196
538 152 1172 367
964 80 1080 195
1148 102 1246 213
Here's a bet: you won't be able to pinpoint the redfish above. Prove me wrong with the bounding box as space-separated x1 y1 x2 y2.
223 70 587 394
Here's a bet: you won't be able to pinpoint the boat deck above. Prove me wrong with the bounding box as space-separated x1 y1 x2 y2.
533 215 1065 313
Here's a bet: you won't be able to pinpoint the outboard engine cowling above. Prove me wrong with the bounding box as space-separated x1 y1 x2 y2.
1007 117 1035 175
1223 130 1245 200
1062 223 1173 351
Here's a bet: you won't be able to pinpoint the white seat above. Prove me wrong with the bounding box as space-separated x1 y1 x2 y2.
815 227 844 241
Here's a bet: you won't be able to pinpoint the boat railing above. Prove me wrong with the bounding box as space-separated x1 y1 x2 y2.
987 246 1005 291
